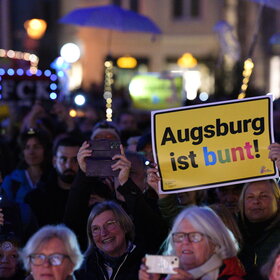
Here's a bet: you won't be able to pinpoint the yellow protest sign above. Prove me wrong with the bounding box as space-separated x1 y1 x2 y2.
152 95 278 193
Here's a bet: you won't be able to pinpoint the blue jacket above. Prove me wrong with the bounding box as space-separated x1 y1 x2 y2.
2 169 34 203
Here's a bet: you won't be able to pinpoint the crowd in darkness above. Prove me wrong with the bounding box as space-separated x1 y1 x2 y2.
0 99 279 280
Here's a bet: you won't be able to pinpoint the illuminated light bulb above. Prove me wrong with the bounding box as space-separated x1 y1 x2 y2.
103 91 112 99
44 70 51 77
244 58 254 70
57 71 64 77
69 109 77 117
29 54 38 63
50 74 57 81
117 56 137 69
177 53 198 68
106 108 113 114
15 52 22 59
49 92 57 100
7 50 15 58
74 94 86 106
7 69 15 76
238 93 246 99
16 69 24 76
104 61 112 67
30 67 37 74
241 84 248 91
60 43 80 63
24 19 47 40
50 83 57 90
199 92 209 101
36 70 42 76
23 53 30 60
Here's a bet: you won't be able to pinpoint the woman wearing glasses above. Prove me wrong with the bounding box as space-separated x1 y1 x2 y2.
21 225 83 280
139 206 246 280
75 200 145 280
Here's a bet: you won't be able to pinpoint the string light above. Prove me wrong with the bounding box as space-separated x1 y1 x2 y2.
0 49 39 73
103 58 114 122
238 58 254 99
0 67 58 99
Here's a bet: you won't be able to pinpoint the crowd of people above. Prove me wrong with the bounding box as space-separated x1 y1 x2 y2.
0 100 279 280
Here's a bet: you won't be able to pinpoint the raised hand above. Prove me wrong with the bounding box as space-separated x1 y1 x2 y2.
77 141 92 173
268 143 280 170
112 145 131 185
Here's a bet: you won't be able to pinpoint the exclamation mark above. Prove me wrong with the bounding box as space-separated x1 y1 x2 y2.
254 139 260 158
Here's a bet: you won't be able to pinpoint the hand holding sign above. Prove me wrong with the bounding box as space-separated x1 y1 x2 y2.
147 167 161 194
268 142 280 170
152 95 278 194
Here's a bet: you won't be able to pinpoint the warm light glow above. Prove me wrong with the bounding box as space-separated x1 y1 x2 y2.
69 109 77 117
0 49 39 72
103 58 114 122
177 53 198 68
239 58 254 98
238 93 246 99
24 19 47 40
244 58 254 70
117 56 137 69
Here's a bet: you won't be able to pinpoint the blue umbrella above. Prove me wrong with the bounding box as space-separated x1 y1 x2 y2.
270 32 280 45
60 5 161 121
59 4 161 34
245 0 280 10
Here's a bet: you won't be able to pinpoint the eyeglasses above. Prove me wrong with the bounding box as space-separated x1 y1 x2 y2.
172 232 205 243
29 254 70 266
91 220 119 236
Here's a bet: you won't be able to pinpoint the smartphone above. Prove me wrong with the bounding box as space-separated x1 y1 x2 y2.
145 255 179 274
86 139 121 177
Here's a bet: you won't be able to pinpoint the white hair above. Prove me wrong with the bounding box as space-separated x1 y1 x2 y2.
164 206 239 259
21 224 83 271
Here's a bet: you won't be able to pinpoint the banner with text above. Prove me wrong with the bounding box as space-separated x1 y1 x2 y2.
151 95 278 193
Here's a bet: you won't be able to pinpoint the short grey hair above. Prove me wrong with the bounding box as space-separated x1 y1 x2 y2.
163 206 238 260
86 201 134 253
21 224 83 271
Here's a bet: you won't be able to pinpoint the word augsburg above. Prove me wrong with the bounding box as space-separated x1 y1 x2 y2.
169 140 260 171
161 117 264 146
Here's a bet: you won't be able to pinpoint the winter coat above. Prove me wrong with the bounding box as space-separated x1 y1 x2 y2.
2 169 34 204
75 244 144 280
217 257 246 280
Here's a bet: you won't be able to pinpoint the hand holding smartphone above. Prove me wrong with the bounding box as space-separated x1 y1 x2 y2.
145 255 179 274
85 139 121 177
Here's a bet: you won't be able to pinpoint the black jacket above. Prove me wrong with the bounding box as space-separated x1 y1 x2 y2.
25 168 70 226
75 244 144 280
64 170 168 253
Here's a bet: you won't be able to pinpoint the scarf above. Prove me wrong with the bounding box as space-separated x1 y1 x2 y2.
187 254 223 280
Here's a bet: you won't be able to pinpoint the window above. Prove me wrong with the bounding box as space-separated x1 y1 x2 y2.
129 0 139 12
112 0 121 6
173 0 200 19
112 0 138 12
